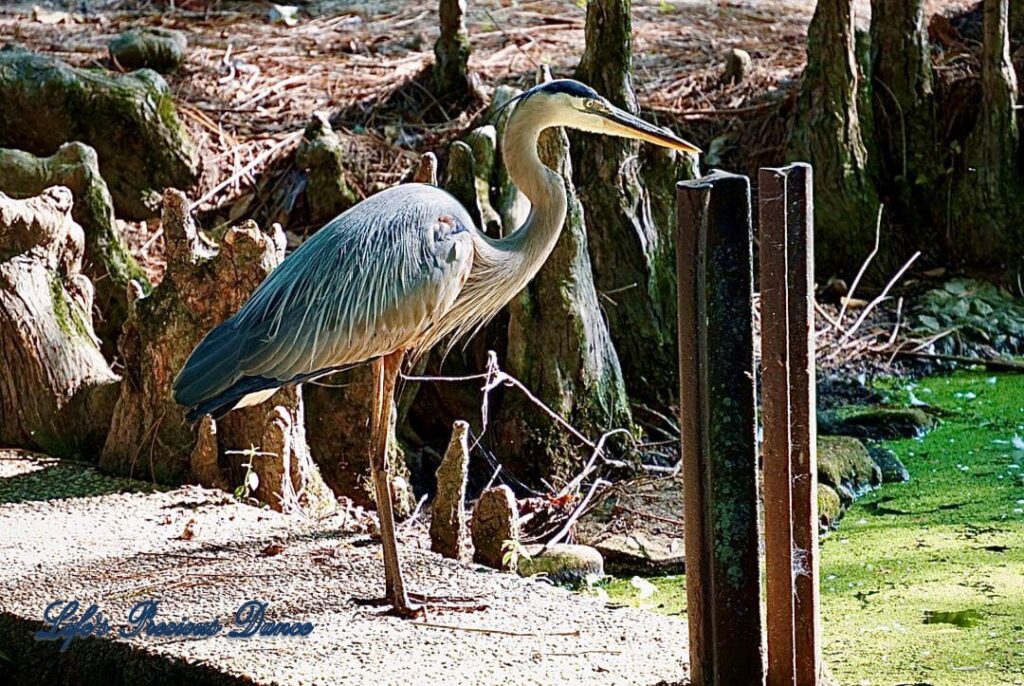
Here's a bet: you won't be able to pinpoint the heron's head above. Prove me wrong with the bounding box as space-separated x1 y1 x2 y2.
507 79 701 156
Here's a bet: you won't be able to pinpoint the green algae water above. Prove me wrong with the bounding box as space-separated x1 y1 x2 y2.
602 370 1024 685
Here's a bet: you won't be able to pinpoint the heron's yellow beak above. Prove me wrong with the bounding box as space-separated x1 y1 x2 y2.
602 105 702 155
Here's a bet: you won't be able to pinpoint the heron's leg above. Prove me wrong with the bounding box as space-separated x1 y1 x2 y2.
369 350 419 617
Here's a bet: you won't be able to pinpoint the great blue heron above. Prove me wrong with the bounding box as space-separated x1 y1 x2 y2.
173 79 700 616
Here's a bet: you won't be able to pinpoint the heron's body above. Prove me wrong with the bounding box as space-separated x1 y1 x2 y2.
174 184 478 420
175 98 572 421
173 78 699 616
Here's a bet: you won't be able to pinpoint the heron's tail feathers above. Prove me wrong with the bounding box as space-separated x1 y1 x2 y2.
173 321 257 421
173 320 347 423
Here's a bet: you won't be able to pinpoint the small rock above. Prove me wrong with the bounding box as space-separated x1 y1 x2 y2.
471 485 519 571
576 476 684 575
817 435 882 497
269 4 301 27
518 544 604 585
866 445 910 483
817 484 843 529
109 28 188 73
430 421 470 560
819 407 935 440
835 482 857 506
592 533 685 576
720 48 752 84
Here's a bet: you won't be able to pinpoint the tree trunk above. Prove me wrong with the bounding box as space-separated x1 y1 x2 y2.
572 0 680 409
0 143 150 354
787 0 881 280
0 187 119 458
496 67 633 486
100 189 333 514
870 0 942 259
1011 0 1024 40
433 0 476 99
951 0 1023 269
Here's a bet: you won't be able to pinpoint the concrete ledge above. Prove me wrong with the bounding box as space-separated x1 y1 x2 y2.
0 456 689 685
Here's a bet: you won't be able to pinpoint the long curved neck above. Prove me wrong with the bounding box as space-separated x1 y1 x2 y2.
436 98 569 345
475 99 568 286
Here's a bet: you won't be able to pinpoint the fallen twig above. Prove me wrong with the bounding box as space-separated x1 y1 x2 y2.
837 250 921 346
837 205 883 327
410 621 580 637
892 351 1024 373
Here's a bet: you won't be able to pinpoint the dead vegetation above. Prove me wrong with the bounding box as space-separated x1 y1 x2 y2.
0 0 824 278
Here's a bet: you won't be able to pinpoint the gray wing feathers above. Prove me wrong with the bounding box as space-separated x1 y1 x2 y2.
174 184 474 406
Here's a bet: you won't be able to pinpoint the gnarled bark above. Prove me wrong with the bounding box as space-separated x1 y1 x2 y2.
0 143 149 353
870 0 942 260
572 0 683 408
950 0 1023 269
295 114 359 226
430 420 470 560
0 187 119 458
0 48 199 219
787 0 880 279
433 0 476 99
100 189 332 514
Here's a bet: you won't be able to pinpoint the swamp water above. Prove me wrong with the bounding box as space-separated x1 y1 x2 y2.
598 370 1024 685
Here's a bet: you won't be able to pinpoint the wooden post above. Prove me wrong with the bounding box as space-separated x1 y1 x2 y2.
759 163 821 686
677 171 764 686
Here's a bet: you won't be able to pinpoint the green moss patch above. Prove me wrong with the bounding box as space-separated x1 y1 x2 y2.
601 370 1024 685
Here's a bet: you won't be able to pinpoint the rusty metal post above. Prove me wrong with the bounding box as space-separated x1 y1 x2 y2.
759 163 820 686
677 171 764 686
786 164 821 686
760 167 797 686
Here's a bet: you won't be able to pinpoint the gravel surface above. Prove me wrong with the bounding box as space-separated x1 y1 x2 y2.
0 456 689 685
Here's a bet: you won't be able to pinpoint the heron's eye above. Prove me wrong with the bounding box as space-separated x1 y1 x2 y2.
584 99 602 111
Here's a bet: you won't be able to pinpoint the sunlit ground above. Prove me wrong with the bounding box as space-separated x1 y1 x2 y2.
601 370 1024 686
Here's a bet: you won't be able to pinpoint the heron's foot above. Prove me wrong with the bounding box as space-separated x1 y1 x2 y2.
354 591 487 616
407 591 488 611
386 597 425 619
